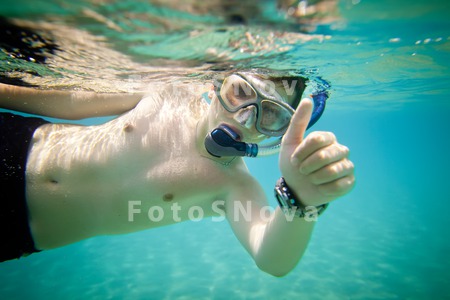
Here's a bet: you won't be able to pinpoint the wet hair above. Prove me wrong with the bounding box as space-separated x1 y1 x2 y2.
213 68 307 110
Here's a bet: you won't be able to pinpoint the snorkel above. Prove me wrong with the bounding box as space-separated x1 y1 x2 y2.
204 90 328 158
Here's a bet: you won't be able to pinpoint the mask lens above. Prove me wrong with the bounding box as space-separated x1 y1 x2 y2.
221 76 257 110
259 101 293 135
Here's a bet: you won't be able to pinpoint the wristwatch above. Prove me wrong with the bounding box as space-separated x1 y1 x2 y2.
274 177 328 219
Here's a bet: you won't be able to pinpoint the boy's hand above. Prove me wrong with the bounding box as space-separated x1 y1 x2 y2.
279 99 355 206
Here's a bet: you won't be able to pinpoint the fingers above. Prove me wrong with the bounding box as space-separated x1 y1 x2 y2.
282 98 313 146
290 131 337 165
317 174 356 197
299 143 350 175
308 158 354 185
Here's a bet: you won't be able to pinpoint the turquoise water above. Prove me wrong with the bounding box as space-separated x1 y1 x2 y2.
1 0 450 299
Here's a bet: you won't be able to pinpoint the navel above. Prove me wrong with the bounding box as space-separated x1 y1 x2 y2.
46 176 59 187
163 193 174 202
44 174 58 184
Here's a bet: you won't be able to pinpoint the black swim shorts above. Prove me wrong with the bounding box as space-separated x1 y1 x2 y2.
0 112 48 262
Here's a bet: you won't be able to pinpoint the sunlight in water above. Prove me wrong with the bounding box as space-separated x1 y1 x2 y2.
1 0 450 299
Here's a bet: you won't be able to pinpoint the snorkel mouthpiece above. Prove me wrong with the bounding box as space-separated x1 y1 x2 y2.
204 125 258 158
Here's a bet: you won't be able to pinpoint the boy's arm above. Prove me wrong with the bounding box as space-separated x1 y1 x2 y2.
0 83 143 119
224 178 316 277
225 98 355 277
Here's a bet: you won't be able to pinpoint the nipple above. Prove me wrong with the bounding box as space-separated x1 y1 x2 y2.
123 123 134 132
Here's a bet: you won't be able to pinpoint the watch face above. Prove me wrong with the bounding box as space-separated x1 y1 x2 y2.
274 187 288 208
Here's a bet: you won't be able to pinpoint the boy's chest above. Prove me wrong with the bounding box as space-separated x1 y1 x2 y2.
113 155 235 225
141 155 232 203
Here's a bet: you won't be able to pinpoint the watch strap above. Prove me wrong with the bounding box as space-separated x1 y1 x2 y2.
274 177 328 219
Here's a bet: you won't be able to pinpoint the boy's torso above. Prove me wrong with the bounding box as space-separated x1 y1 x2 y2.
25 95 247 249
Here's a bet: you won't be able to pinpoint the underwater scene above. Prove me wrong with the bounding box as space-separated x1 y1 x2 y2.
1 0 450 299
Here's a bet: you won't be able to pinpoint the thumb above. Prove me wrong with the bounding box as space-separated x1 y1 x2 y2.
282 98 313 146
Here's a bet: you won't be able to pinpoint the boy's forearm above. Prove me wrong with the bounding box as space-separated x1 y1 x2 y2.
254 207 316 277
0 83 142 119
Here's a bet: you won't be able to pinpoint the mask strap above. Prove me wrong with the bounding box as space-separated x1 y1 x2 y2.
308 91 328 129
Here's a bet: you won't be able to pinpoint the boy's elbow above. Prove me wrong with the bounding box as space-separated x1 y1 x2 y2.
256 260 294 277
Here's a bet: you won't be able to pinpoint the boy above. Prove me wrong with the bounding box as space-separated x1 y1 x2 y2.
0 71 354 276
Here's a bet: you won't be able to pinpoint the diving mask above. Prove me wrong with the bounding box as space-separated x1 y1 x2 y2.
216 74 296 137
205 73 328 158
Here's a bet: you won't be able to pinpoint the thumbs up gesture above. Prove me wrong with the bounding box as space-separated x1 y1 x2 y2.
279 99 355 207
